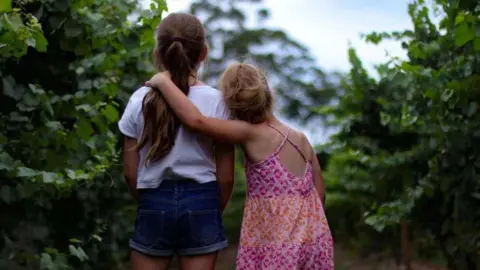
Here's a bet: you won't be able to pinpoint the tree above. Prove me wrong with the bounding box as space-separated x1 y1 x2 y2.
0 0 166 269
315 0 480 269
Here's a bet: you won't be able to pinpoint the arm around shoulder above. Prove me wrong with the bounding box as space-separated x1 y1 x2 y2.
147 73 254 144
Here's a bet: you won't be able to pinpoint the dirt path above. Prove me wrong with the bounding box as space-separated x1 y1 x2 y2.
213 245 447 270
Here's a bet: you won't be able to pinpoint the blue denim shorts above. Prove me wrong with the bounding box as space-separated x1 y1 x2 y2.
129 180 228 257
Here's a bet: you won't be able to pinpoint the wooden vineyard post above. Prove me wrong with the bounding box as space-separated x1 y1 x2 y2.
401 220 412 270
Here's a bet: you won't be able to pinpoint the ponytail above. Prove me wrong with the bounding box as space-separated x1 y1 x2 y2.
135 13 206 164
163 40 195 94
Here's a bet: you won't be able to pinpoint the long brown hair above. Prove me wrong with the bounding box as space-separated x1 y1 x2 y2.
220 63 273 124
136 13 206 164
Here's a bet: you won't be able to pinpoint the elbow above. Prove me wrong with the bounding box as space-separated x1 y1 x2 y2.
124 170 135 183
185 116 206 130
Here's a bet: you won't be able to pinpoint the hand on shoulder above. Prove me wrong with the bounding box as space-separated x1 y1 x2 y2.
145 71 172 89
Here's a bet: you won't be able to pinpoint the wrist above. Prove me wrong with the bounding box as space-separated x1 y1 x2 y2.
158 75 173 89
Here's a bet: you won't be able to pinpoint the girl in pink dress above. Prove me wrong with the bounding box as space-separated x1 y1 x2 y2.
146 63 334 270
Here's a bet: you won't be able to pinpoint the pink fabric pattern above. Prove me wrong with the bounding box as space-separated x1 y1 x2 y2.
236 127 334 270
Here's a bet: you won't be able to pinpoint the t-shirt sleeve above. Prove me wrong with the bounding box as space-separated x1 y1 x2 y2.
118 96 141 138
214 99 231 120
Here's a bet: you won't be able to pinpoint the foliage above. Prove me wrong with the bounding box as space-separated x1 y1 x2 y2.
313 0 480 268
0 0 166 269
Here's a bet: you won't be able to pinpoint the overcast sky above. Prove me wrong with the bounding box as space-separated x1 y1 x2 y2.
163 0 413 143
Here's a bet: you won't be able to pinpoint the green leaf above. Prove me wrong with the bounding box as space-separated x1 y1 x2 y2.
76 104 94 112
76 247 89 261
40 253 53 270
66 169 90 180
102 104 118 122
474 37 480 51
46 121 63 131
76 118 94 139
454 12 465 25
26 37 36 47
0 0 11 12
5 13 23 31
91 234 102 242
41 171 60 183
454 22 475 47
16 167 40 177
0 152 15 171
66 169 76 179
64 20 82 37
9 111 29 122
2 75 24 100
33 31 48 52
69 238 82 244
364 215 385 232
68 245 89 262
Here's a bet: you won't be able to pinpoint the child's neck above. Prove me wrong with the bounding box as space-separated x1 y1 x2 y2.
265 114 279 125
189 72 206 86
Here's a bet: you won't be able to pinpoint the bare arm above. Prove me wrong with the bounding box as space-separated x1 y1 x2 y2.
123 136 139 201
312 152 326 206
215 142 235 212
146 74 253 144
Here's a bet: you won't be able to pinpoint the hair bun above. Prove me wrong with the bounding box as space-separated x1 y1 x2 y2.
221 63 273 123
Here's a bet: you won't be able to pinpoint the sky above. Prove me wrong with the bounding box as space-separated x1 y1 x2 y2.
163 0 414 143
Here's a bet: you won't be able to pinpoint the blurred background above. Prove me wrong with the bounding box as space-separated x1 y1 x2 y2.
1 0 479 269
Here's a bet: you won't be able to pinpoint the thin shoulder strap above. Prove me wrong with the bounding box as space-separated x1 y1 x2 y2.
286 137 308 162
267 123 290 153
267 124 308 162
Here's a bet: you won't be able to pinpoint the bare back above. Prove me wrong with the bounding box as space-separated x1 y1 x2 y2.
237 121 334 269
243 120 313 177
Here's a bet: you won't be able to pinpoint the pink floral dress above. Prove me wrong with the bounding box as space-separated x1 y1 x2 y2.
236 125 334 270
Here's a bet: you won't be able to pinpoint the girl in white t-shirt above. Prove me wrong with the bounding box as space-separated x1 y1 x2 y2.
118 13 234 270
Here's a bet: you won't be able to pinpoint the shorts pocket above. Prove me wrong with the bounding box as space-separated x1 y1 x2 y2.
134 209 165 248
188 210 220 244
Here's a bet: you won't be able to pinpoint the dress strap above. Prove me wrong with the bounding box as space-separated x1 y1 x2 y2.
267 123 290 154
267 123 307 162
287 138 308 162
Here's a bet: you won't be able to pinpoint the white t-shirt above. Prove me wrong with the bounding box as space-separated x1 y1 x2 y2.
118 85 230 189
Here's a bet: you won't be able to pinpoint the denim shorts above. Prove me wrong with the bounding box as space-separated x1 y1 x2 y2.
129 180 228 256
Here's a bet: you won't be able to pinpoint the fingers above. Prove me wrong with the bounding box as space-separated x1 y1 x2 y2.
145 71 170 88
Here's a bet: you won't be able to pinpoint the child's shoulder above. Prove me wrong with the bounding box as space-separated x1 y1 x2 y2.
127 86 150 106
284 125 308 141
284 125 313 160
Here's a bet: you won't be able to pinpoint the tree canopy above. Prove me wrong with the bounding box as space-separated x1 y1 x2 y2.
308 0 480 269
1 0 165 268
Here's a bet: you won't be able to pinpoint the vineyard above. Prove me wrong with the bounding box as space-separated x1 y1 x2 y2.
1 0 479 269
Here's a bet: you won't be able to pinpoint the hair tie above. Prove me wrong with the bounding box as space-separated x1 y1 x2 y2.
171 37 183 43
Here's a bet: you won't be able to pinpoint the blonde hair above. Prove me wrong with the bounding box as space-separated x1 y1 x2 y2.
220 63 273 124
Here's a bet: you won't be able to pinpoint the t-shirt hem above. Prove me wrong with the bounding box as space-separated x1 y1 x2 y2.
137 178 217 189
118 123 138 138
